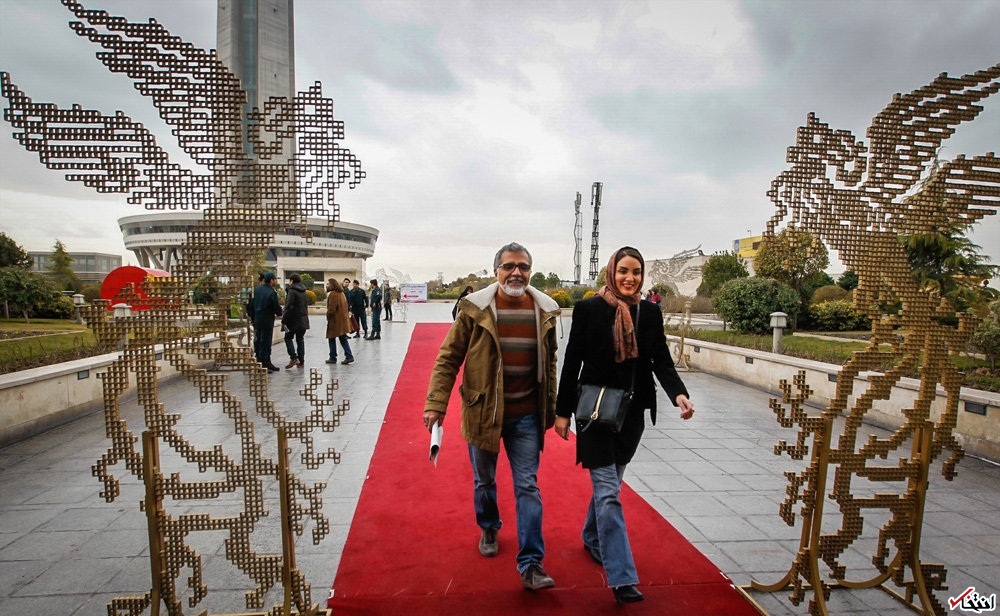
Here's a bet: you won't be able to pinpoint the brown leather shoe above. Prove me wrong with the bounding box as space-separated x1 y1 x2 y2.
478 528 498 557
520 563 554 590
285 359 299 369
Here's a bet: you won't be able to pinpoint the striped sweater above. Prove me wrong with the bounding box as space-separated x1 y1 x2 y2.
495 292 538 418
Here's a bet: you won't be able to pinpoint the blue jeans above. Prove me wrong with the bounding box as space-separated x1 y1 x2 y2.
582 464 638 588
467 414 544 573
327 335 353 361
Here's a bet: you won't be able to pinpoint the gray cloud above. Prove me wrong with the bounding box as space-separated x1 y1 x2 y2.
1 0 998 282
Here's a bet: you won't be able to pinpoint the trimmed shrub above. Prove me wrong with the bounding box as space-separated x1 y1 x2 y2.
713 277 800 334
583 291 595 299
689 295 713 313
81 284 102 302
305 290 317 305
806 299 871 331
811 284 849 305
313 287 326 303
549 290 571 307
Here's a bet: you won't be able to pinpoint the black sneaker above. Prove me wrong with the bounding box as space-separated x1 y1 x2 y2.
266 363 280 373
341 358 354 365
479 528 498 557
520 563 554 590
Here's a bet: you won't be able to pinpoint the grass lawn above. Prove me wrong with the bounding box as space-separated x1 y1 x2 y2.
683 328 998 393
0 319 98 372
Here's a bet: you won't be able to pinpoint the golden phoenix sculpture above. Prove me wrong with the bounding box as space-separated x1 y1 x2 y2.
2 1 364 614
751 65 999 615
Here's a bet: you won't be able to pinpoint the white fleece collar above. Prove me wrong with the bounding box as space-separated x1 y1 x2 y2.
465 282 559 313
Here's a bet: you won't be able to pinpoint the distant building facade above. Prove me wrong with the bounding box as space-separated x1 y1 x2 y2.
733 235 763 274
29 252 121 285
119 212 377 286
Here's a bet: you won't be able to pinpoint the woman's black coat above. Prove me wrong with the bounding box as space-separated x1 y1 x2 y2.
556 296 688 468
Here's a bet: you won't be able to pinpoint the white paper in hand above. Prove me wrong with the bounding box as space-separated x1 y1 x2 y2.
429 422 443 466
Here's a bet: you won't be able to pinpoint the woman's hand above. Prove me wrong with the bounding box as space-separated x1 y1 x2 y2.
554 416 571 440
676 394 694 420
423 410 444 432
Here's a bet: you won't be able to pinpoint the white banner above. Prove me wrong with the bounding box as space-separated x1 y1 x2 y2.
400 283 428 303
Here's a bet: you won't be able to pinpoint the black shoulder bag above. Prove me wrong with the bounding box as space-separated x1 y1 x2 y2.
575 302 639 433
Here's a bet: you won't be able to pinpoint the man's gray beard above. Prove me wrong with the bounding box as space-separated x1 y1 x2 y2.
501 282 526 297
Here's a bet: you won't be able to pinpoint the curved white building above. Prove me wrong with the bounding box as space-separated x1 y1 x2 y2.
119 212 378 285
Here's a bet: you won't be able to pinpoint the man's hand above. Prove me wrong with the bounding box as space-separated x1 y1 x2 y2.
423 410 444 432
676 394 695 420
554 416 571 440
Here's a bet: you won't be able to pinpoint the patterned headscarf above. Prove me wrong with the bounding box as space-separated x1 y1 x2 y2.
596 246 644 363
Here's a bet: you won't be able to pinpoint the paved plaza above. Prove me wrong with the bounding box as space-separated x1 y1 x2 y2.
1 303 997 614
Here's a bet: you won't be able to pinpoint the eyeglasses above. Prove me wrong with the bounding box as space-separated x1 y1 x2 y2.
498 262 531 273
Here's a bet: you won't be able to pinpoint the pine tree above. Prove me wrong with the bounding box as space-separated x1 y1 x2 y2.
48 240 82 292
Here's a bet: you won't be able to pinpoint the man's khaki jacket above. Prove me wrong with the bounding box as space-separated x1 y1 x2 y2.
425 283 560 453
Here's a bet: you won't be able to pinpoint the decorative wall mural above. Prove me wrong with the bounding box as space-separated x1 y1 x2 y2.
1 1 364 614
749 65 999 615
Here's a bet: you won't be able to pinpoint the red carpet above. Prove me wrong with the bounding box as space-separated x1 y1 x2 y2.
328 323 758 614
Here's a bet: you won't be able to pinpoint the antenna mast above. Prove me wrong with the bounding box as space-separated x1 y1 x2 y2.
573 192 582 284
588 181 602 281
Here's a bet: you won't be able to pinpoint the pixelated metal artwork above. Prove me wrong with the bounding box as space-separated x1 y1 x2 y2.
1 1 363 614
748 65 999 615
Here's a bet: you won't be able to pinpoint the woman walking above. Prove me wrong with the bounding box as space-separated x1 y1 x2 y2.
554 246 694 604
324 278 354 365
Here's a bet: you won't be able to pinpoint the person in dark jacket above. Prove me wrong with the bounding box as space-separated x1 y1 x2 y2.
554 246 694 605
367 279 382 340
452 285 474 320
382 282 393 322
247 271 282 372
349 279 368 338
281 273 310 369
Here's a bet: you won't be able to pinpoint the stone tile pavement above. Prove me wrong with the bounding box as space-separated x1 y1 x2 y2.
1 302 997 614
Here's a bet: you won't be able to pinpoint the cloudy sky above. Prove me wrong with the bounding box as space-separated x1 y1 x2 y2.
1 0 998 284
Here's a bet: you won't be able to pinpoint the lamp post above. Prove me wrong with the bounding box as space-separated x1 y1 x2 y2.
72 293 85 325
770 311 788 354
112 303 132 350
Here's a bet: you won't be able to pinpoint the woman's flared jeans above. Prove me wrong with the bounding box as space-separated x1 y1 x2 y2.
582 463 638 588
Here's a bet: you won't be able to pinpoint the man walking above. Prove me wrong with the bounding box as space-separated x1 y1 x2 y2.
247 271 282 372
422 242 560 591
281 273 309 368
349 279 368 339
366 279 382 340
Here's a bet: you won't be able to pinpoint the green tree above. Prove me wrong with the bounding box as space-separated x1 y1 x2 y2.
0 232 31 269
191 273 219 304
902 220 999 312
837 270 859 291
0 266 62 322
971 302 1000 369
300 273 315 290
595 266 607 288
48 239 82 292
713 277 800 335
697 251 749 296
754 228 830 303
530 272 547 288
545 272 561 288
